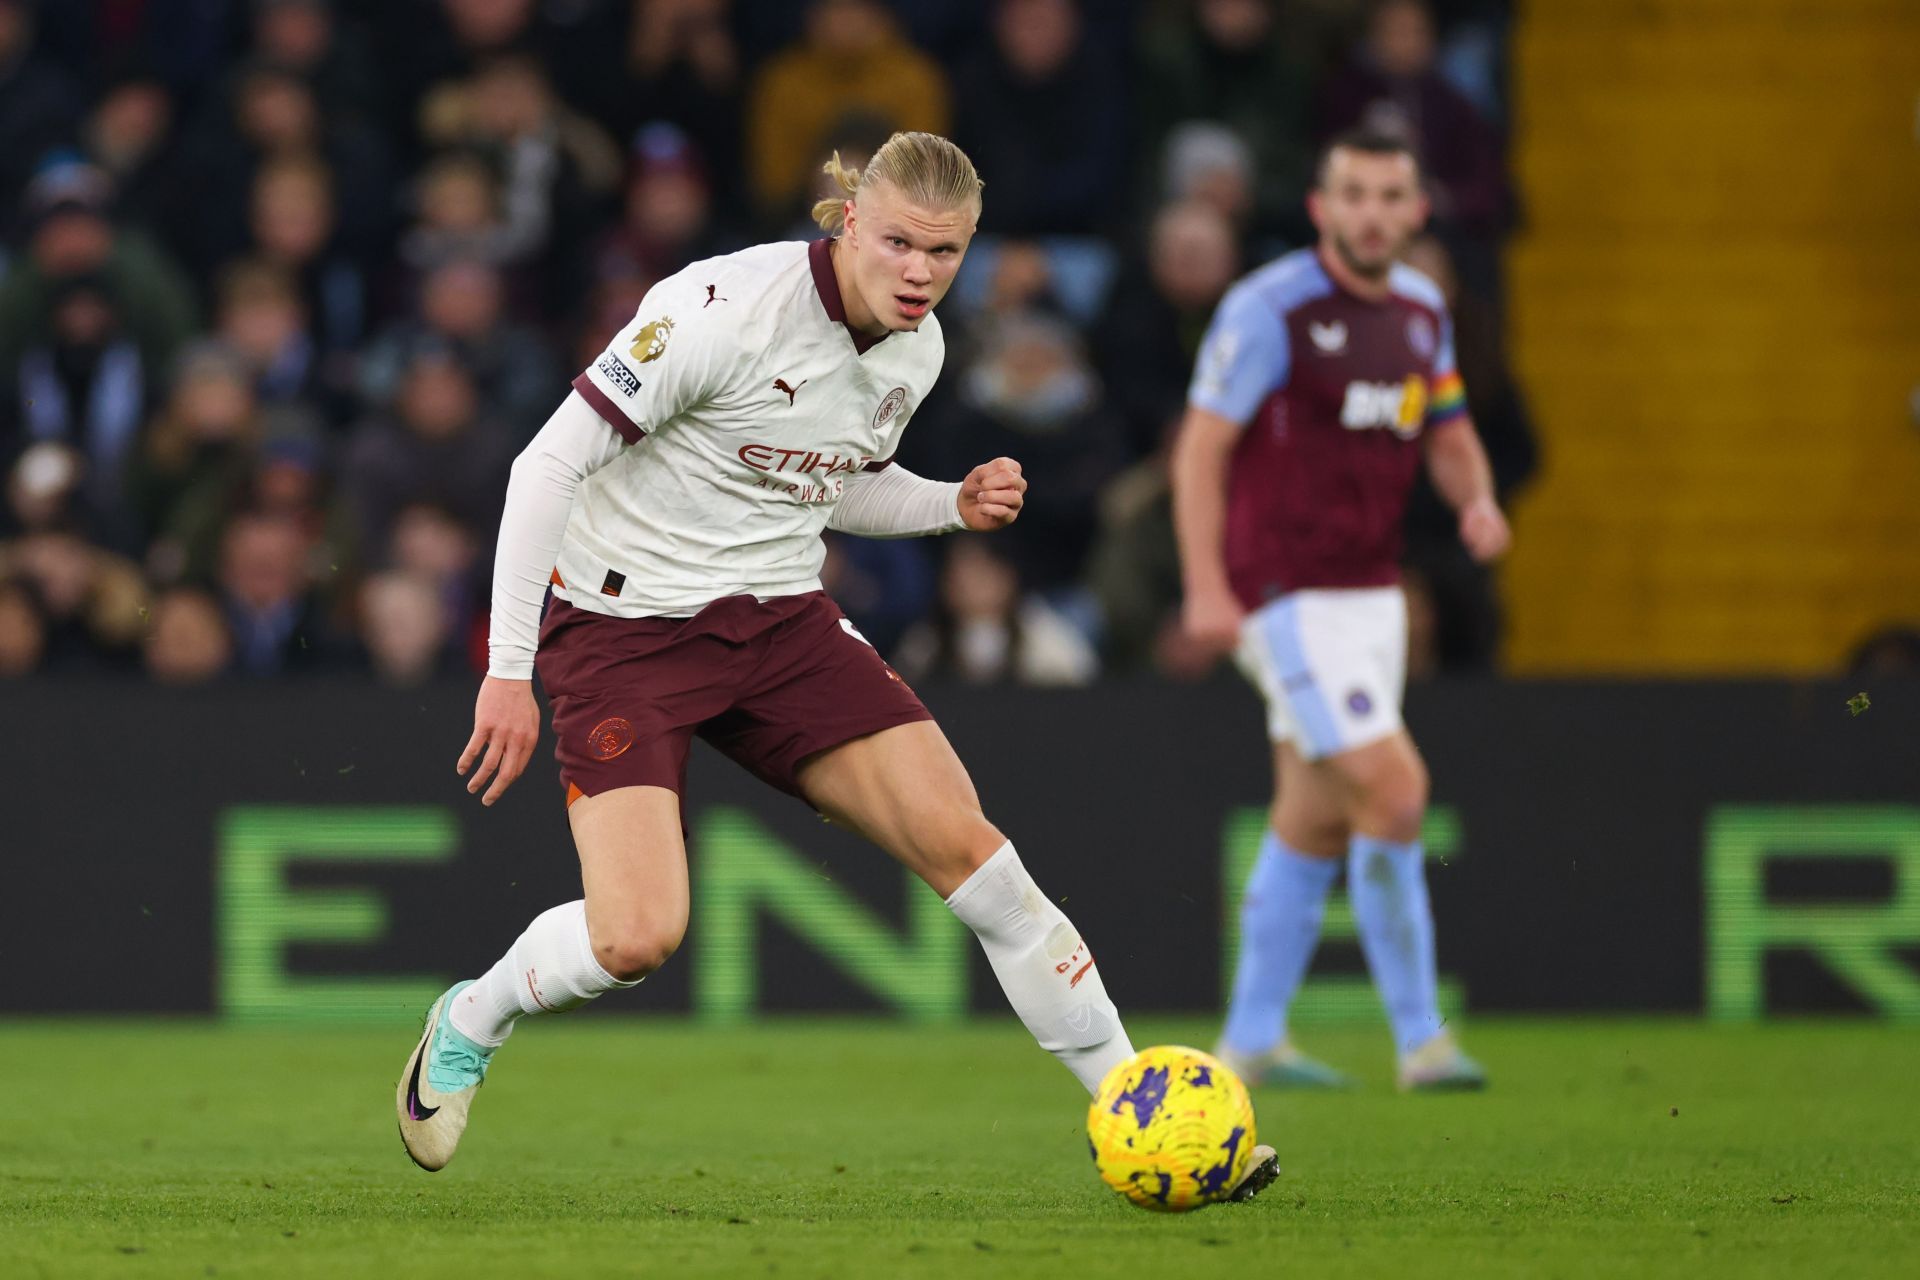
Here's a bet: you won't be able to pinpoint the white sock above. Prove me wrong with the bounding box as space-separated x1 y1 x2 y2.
447 899 640 1048
945 842 1135 1093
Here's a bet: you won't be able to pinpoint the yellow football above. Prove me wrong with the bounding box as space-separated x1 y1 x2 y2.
1086 1045 1258 1212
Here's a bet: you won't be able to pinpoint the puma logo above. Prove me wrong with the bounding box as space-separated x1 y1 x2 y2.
705 284 726 307
773 377 807 406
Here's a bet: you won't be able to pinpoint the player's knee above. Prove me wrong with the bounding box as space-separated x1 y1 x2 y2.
1358 763 1428 844
923 812 1006 891
1405 755 1431 816
1271 805 1346 858
593 917 685 982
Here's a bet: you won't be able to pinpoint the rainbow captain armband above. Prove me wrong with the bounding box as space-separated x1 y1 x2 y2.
1426 371 1468 428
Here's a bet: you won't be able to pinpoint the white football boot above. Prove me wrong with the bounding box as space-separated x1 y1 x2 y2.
1396 1028 1488 1093
1226 1142 1282 1203
396 981 499 1171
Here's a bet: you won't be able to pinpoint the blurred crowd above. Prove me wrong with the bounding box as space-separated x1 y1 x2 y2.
0 0 1535 688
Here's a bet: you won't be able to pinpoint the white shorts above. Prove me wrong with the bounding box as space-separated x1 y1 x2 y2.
1234 587 1407 760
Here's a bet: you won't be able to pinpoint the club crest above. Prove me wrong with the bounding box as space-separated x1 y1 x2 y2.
1406 314 1437 359
873 386 908 430
587 717 635 761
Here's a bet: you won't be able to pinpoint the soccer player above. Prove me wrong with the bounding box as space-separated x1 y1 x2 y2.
1172 129 1511 1092
396 131 1277 1197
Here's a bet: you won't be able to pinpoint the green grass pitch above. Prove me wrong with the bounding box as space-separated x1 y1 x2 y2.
4 1018 1916 1278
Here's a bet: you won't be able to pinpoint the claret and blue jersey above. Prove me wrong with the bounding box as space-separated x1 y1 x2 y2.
1188 248 1468 608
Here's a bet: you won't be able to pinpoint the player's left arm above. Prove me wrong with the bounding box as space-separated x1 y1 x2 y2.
827 457 1025 536
830 341 1024 537
954 456 1025 531
1419 305 1510 563
1423 420 1510 563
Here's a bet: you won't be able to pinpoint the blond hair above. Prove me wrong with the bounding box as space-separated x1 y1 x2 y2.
812 131 984 233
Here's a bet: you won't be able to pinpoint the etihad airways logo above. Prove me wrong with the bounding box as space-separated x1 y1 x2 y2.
1338 375 1427 439
737 444 879 477
737 444 882 504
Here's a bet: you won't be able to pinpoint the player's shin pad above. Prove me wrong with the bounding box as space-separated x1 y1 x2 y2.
946 843 1130 1083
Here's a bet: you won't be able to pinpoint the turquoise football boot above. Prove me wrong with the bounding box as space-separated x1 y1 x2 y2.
1216 1039 1356 1091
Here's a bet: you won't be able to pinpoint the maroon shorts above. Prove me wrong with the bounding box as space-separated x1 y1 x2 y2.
536 591 932 806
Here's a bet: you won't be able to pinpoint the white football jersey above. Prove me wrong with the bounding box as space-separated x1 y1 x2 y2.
560 239 946 617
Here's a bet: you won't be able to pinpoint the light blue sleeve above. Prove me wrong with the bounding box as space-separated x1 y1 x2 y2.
1433 304 1459 380
1187 284 1291 427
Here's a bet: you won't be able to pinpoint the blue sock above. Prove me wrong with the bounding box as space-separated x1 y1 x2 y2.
1348 835 1443 1056
1221 832 1341 1055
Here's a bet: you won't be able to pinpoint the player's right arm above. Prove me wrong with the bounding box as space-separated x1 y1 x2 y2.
461 279 731 805
460 392 626 805
1171 283 1290 656
1171 407 1245 653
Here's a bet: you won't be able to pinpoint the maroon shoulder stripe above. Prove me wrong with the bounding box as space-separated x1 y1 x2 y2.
571 372 645 444
808 238 846 323
862 456 895 473
809 238 884 354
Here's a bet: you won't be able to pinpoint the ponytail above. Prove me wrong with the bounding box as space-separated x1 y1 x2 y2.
811 151 864 232
810 132 982 233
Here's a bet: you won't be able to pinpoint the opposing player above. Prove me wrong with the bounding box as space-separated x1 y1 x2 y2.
1172 129 1511 1092
395 131 1276 1196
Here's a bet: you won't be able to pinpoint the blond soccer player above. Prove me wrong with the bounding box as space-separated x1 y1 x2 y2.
394 131 1278 1200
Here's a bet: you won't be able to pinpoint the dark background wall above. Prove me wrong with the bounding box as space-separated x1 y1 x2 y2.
2 677 1915 1018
